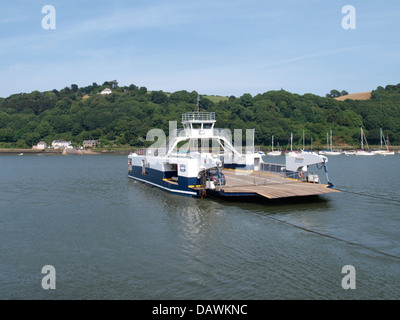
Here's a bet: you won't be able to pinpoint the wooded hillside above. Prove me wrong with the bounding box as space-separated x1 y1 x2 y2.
0 81 399 149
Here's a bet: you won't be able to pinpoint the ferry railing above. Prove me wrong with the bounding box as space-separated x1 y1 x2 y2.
135 147 168 157
260 162 286 174
259 162 302 180
182 112 216 122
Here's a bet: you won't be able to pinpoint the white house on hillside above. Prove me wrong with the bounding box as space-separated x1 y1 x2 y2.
100 88 112 95
32 141 47 149
51 140 72 149
83 140 98 148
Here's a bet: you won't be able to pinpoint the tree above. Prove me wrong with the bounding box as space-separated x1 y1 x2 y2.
52 115 72 133
24 132 41 146
0 128 15 142
0 81 399 148
37 121 53 137
240 93 253 107
326 89 341 98
150 91 168 104
139 87 147 94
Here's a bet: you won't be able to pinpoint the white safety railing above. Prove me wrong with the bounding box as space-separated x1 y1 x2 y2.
182 112 215 122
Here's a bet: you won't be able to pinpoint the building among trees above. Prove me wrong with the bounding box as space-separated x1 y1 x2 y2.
100 88 112 95
32 141 47 149
83 140 98 148
51 140 71 149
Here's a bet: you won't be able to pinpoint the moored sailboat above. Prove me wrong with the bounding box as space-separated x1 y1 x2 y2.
285 132 299 156
372 128 394 155
356 127 374 156
267 135 282 156
324 130 342 155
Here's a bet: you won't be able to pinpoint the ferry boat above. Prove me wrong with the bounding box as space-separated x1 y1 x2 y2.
128 111 339 199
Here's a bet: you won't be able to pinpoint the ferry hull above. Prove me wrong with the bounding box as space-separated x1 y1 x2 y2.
128 165 199 197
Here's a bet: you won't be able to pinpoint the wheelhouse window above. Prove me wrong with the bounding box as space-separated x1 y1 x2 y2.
192 123 202 129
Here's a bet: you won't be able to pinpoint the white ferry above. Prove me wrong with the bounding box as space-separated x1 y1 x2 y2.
128 111 338 199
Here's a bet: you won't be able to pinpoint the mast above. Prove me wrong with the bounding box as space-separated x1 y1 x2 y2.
302 130 305 151
290 132 293 151
386 132 389 151
271 135 274 152
382 130 389 151
196 95 200 112
361 127 363 150
326 132 329 151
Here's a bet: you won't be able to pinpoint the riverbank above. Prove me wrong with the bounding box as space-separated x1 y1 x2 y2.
0 148 133 155
1 146 399 155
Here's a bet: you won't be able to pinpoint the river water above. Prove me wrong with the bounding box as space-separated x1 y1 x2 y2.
0 154 399 299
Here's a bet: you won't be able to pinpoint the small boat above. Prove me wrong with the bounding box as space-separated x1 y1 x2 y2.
372 129 394 155
18 153 23 156
267 135 282 156
322 130 342 155
355 128 375 156
355 150 375 156
268 150 282 156
324 151 343 155
285 133 300 156
373 150 395 155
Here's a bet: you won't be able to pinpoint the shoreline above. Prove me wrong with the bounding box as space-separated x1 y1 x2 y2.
1 146 399 155
0 148 133 155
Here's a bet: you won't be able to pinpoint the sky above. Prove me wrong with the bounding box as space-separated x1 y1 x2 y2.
0 0 399 98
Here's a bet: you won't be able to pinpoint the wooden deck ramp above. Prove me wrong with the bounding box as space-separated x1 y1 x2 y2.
220 170 340 199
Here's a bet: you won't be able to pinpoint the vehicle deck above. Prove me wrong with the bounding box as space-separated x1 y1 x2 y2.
215 169 340 199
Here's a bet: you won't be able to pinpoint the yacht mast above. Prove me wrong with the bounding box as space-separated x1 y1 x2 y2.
196 95 200 112
271 135 274 151
361 127 364 150
326 132 329 151
290 132 293 151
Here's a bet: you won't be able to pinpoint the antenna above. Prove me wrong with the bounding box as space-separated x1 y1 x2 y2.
196 95 200 112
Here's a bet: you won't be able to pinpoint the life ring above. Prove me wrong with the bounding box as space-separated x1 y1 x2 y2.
298 171 303 179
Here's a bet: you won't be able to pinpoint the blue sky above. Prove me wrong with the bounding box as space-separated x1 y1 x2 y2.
0 0 399 97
